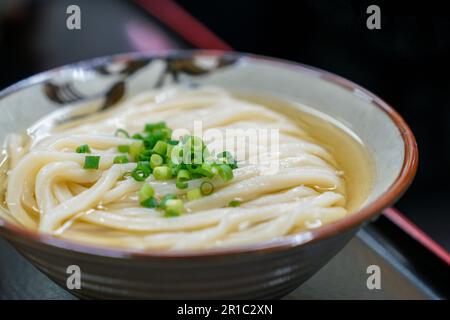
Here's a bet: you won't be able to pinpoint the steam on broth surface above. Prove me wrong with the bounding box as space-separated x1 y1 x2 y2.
0 86 372 250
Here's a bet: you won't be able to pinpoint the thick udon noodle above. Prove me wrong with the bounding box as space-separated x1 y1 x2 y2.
1 86 350 250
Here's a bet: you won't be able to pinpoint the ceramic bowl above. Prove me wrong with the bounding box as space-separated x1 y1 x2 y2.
0 50 418 299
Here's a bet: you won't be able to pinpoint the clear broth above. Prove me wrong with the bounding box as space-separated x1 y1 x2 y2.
238 93 374 213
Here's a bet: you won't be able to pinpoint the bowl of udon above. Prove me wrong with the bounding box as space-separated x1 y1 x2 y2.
0 50 417 299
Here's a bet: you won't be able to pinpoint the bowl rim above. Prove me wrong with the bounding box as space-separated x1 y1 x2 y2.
0 49 418 259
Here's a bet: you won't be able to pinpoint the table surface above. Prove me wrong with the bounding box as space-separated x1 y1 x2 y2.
0 229 437 300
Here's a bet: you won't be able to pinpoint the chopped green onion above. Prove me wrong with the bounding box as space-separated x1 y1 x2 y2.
138 183 155 203
181 136 203 165
153 166 172 180
143 134 161 149
217 151 238 169
131 161 151 181
84 155 100 169
180 135 190 144
218 151 232 159
147 127 172 141
177 169 190 180
190 173 203 179
187 188 202 201
131 133 144 140
200 181 214 196
158 194 177 209
150 154 164 169
129 141 144 161
176 169 191 189
145 122 167 132
167 162 183 177
228 200 241 207
166 144 174 158
164 199 184 217
164 210 180 217
113 155 129 164
176 180 188 189
122 171 131 179
112 123 237 194
160 127 172 138
183 162 214 178
216 164 233 182
184 135 204 152
117 145 129 153
199 162 215 178
229 163 238 169
152 141 167 156
169 145 183 164
76 144 91 154
136 149 152 162
185 163 198 172
141 197 158 208
115 129 129 138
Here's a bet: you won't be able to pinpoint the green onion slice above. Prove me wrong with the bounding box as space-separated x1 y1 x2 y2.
167 140 179 145
113 155 129 164
150 154 164 169
152 140 167 156
175 169 190 189
217 151 238 169
184 135 203 151
158 194 177 209
131 133 144 140
117 145 129 153
200 181 214 196
141 197 158 208
138 183 155 203
176 180 188 189
129 141 144 161
76 144 91 154
153 166 172 180
187 188 202 201
169 145 184 165
83 155 100 169
177 169 191 180
145 122 167 132
228 200 241 207
164 199 184 217
131 161 151 181
215 164 233 182
115 129 130 138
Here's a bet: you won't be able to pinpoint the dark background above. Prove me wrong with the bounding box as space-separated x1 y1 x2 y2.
0 0 448 250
